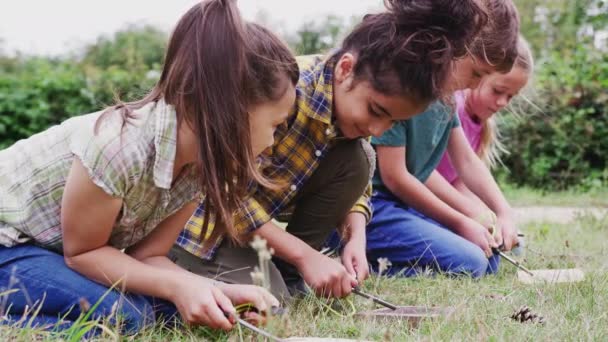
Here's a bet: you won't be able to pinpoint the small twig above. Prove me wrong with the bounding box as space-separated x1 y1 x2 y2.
234 316 285 342
352 287 398 310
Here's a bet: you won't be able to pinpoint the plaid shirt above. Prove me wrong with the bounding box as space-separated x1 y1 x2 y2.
177 54 372 260
0 100 200 252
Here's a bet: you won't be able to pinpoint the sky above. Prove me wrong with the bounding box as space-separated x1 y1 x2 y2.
0 0 383 56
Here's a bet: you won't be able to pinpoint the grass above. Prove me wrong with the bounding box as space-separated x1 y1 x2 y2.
2 213 607 341
501 184 608 207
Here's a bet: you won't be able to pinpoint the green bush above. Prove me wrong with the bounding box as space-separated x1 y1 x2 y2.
0 58 95 148
500 44 608 190
0 26 163 149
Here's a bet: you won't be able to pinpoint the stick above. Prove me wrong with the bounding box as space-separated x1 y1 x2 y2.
352 287 398 310
493 248 534 276
235 316 286 342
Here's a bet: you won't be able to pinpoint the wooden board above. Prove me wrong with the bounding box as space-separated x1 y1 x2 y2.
518 268 585 284
284 339 372 342
356 306 454 328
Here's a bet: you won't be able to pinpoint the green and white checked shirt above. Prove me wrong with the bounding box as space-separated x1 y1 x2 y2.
0 100 200 253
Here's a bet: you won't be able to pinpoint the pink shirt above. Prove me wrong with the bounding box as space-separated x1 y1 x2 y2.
436 91 483 184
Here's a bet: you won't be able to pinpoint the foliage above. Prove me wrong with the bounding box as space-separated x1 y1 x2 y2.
499 43 608 190
1 5 607 189
287 15 358 55
513 0 608 58
81 24 166 71
0 26 163 149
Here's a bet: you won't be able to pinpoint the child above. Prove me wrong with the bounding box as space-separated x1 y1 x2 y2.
436 36 533 207
0 0 298 333
366 0 522 278
172 0 493 299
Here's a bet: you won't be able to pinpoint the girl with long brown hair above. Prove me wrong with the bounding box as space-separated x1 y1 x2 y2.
0 0 297 334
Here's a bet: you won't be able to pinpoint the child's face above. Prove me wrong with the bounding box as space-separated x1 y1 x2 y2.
332 53 429 139
445 56 495 93
467 66 529 121
249 83 296 156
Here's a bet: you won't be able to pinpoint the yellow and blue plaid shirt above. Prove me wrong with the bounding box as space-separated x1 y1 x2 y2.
176 54 372 260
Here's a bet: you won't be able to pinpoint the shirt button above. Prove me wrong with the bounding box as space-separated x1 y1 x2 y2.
315 150 322 157
290 184 297 191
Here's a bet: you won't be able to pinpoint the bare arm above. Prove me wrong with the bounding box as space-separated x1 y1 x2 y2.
376 145 466 230
61 159 277 329
126 202 198 272
425 170 493 228
61 158 187 300
376 145 496 256
255 221 357 298
447 127 518 249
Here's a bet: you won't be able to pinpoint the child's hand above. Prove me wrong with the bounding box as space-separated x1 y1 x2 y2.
340 212 370 281
298 250 358 298
456 218 498 258
172 275 236 330
216 283 279 325
496 214 518 251
472 208 497 232
342 236 369 282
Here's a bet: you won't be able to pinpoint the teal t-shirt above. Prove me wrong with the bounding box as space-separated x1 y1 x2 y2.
371 101 460 191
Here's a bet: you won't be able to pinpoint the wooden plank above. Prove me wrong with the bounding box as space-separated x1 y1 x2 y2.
356 306 455 328
517 268 585 284
284 338 372 342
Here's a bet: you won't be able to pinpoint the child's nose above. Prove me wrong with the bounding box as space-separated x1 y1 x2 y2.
497 96 508 107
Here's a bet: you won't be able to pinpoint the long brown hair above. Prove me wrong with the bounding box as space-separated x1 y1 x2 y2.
336 0 489 103
96 0 298 241
469 0 521 74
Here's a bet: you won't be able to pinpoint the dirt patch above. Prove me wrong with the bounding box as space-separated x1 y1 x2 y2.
513 206 607 224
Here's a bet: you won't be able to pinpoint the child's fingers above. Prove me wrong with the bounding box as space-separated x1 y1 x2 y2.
342 256 357 278
242 311 266 326
355 264 369 281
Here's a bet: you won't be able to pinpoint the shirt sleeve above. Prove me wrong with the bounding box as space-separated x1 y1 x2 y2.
182 194 273 247
371 121 407 147
233 196 273 234
350 183 372 222
450 107 461 128
70 113 145 198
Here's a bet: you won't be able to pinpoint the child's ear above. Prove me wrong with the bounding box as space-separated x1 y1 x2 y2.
335 53 356 84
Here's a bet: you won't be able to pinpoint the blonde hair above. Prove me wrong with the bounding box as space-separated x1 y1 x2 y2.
478 35 534 168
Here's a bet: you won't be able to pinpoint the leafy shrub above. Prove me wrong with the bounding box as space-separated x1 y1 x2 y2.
500 44 608 190
0 26 163 149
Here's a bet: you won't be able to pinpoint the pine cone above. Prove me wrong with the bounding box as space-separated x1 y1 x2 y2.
511 306 546 325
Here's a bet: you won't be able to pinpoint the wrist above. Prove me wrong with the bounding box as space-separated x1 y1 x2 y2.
291 243 319 269
493 203 514 218
344 213 366 241
163 270 190 302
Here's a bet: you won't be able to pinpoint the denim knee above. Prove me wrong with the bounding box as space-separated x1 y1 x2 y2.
455 249 490 278
97 292 156 334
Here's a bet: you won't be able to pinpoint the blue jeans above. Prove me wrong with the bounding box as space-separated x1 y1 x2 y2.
0 244 178 334
327 190 500 278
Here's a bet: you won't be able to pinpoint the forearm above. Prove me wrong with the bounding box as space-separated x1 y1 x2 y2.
425 170 479 218
339 212 366 248
65 246 197 301
138 255 186 273
457 157 512 216
385 172 466 231
255 221 316 269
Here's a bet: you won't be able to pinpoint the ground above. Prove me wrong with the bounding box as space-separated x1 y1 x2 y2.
1 189 607 341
